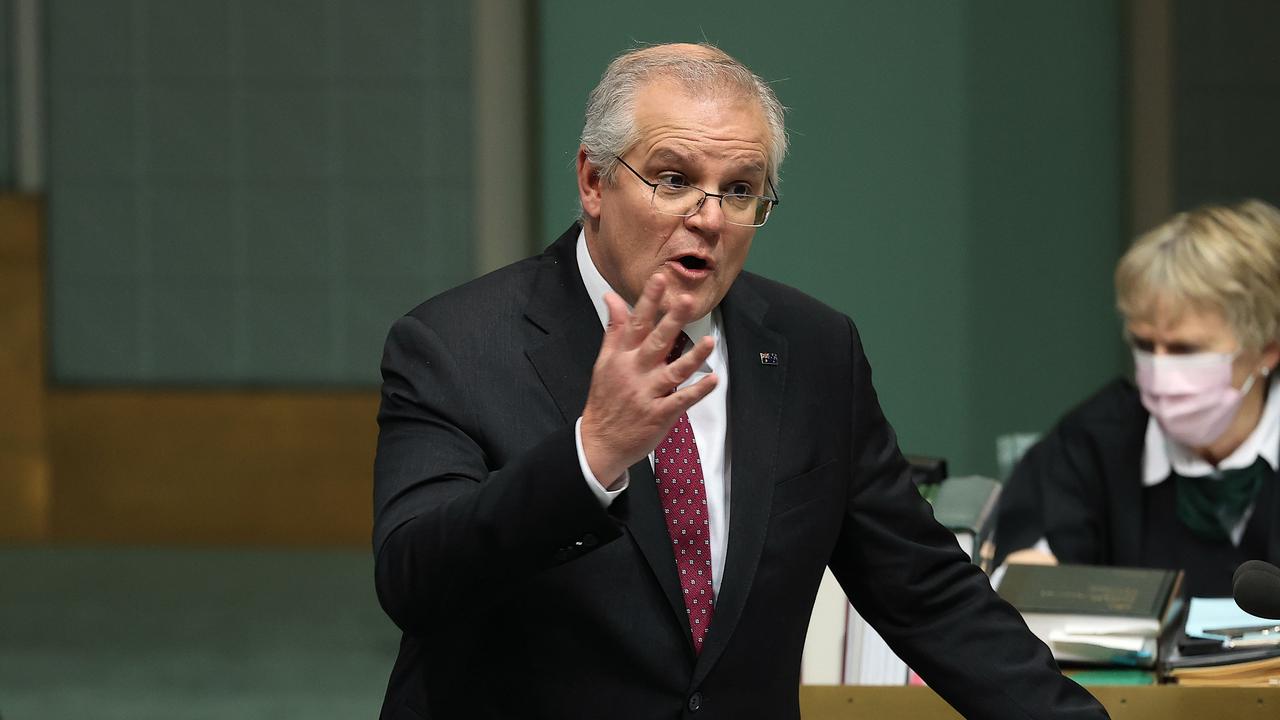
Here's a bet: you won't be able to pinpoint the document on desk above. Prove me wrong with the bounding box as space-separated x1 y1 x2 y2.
1185 597 1280 646
1167 602 1280 687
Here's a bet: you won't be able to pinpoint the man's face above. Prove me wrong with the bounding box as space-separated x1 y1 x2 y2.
578 79 771 320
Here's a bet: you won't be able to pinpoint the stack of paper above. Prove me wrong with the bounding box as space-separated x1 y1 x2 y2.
843 604 909 685
799 568 908 685
801 475 1002 684
1165 597 1280 686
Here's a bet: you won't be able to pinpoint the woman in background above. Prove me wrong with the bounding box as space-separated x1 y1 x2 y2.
994 199 1280 596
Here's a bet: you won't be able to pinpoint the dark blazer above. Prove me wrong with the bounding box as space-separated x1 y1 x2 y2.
373 225 1106 720
994 378 1280 595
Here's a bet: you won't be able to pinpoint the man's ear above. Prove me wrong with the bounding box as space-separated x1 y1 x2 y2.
577 147 603 220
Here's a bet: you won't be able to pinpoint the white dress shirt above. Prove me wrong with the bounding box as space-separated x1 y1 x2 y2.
572 229 731 595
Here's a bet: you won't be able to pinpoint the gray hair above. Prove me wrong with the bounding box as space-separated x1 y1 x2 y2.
580 43 788 191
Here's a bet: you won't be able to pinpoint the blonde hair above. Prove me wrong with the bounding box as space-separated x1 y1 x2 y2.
1116 199 1280 351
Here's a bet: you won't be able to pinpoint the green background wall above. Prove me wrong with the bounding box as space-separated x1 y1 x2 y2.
539 0 1128 476
43 0 474 386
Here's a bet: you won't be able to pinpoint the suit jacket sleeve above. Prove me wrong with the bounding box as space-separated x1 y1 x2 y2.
829 318 1107 719
372 314 620 634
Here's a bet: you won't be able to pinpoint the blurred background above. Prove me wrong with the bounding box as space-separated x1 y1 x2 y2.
1 0 1277 717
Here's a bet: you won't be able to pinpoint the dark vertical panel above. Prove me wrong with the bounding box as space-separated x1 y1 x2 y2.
1127 0 1175 237
0 0 11 187
1174 0 1280 209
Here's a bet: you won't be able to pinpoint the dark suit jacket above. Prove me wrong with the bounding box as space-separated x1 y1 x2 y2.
994 378 1280 595
373 224 1106 719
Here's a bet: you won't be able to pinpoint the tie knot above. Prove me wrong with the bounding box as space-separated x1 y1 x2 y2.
666 333 690 365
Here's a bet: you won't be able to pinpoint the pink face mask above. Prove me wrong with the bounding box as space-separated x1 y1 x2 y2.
1133 350 1258 447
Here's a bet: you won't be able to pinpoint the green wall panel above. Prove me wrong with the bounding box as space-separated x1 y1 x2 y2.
964 1 1127 474
46 0 474 386
538 0 1125 475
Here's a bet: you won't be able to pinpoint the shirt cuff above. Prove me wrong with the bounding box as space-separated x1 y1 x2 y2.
576 416 628 507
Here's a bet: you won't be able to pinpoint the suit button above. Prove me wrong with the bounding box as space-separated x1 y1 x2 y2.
553 548 570 562
581 533 598 548
687 692 703 712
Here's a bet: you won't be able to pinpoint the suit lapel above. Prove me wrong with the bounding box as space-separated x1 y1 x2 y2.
609 457 694 637
523 225 602 425
522 225 692 637
694 278 787 682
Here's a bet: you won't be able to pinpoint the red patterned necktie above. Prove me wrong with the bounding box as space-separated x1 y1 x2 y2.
656 333 715 654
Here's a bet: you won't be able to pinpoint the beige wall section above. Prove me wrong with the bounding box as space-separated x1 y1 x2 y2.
46 390 379 546
1 194 378 547
0 196 381 548
0 195 49 541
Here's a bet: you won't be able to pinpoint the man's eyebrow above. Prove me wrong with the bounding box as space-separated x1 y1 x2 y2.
646 148 766 178
650 148 693 164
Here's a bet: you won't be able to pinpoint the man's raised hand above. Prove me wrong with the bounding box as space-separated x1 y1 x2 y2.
580 273 718 486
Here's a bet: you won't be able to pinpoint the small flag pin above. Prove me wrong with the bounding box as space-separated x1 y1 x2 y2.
759 352 779 365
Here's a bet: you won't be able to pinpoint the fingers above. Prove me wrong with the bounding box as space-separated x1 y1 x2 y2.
657 334 715 391
600 292 630 352
660 372 719 417
608 272 702 361
600 271 714 401
582 277 717 478
624 273 667 348
639 291 702 365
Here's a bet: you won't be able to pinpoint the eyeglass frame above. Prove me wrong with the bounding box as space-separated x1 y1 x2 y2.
612 156 780 228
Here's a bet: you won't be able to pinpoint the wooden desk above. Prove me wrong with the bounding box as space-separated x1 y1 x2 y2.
801 685 1280 719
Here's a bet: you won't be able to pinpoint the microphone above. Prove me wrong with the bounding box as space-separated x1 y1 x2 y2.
1232 560 1280 620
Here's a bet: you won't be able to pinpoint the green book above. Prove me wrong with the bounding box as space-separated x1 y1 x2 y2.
997 564 1184 667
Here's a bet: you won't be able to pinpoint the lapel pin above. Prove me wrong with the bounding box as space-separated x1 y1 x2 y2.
759 352 779 366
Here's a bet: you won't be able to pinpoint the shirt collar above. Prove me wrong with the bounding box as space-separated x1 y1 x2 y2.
575 227 719 356
1143 373 1280 485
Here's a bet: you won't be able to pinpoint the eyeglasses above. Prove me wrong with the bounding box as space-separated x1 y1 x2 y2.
613 156 779 228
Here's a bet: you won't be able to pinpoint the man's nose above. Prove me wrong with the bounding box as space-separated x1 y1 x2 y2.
686 193 724 232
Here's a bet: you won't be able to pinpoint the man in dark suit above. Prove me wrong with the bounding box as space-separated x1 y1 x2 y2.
373 43 1107 719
